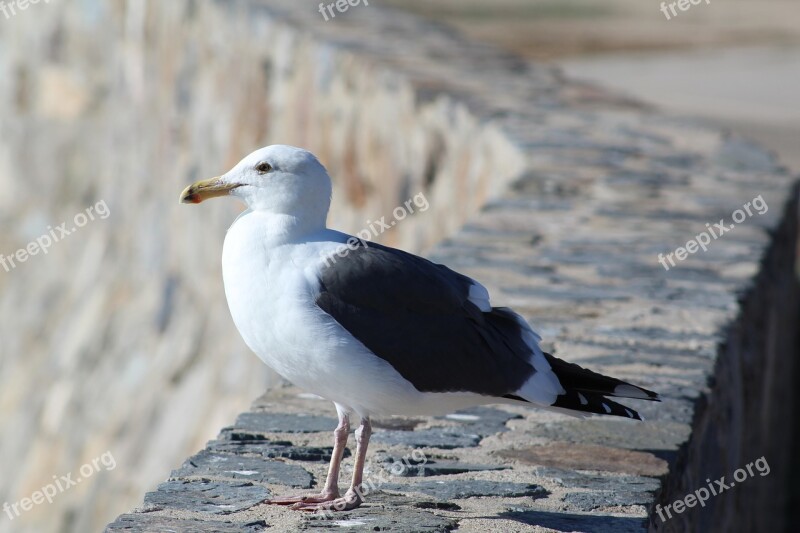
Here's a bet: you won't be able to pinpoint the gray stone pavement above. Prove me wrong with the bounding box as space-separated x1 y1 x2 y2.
106 390 656 532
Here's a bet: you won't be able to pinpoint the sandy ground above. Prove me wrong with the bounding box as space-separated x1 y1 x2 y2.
383 0 800 59
560 45 800 171
385 0 800 172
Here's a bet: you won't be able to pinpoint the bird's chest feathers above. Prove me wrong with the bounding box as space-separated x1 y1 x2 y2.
221 219 325 375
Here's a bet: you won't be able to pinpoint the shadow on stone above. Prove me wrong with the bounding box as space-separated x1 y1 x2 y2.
380 480 548 500
496 508 647 533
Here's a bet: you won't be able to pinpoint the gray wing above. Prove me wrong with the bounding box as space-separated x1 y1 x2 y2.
314 241 536 396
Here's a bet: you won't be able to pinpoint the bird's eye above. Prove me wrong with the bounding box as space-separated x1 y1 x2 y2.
255 162 272 174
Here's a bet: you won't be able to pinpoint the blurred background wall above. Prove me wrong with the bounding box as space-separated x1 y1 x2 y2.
0 1 796 532
0 2 525 531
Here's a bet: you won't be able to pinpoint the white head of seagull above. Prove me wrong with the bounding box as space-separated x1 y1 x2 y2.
180 145 332 228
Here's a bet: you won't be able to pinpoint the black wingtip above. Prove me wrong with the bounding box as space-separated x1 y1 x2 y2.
551 391 645 420
612 383 660 402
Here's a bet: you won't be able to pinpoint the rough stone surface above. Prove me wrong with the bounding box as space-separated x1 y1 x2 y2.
210 438 350 462
0 0 793 532
379 480 548 501
106 515 269 532
438 406 523 436
372 407 520 449
372 429 482 449
533 467 662 494
142 480 271 515
376 454 507 477
301 494 457 532
564 490 655 511
172 450 313 488
497 443 668 477
230 412 339 436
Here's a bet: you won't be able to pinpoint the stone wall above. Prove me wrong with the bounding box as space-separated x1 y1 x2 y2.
0 1 797 532
654 184 800 532
0 1 523 531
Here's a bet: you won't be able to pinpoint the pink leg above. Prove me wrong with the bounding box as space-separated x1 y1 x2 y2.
266 407 350 505
291 417 372 512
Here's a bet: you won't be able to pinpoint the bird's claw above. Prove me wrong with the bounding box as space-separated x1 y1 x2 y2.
265 490 339 506
289 491 362 512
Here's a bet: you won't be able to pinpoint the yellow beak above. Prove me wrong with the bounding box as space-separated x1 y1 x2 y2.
179 177 241 204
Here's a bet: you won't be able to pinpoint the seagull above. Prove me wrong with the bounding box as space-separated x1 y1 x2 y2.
179 145 659 512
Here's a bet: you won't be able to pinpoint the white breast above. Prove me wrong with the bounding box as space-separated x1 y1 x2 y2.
222 211 319 382
220 211 431 417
